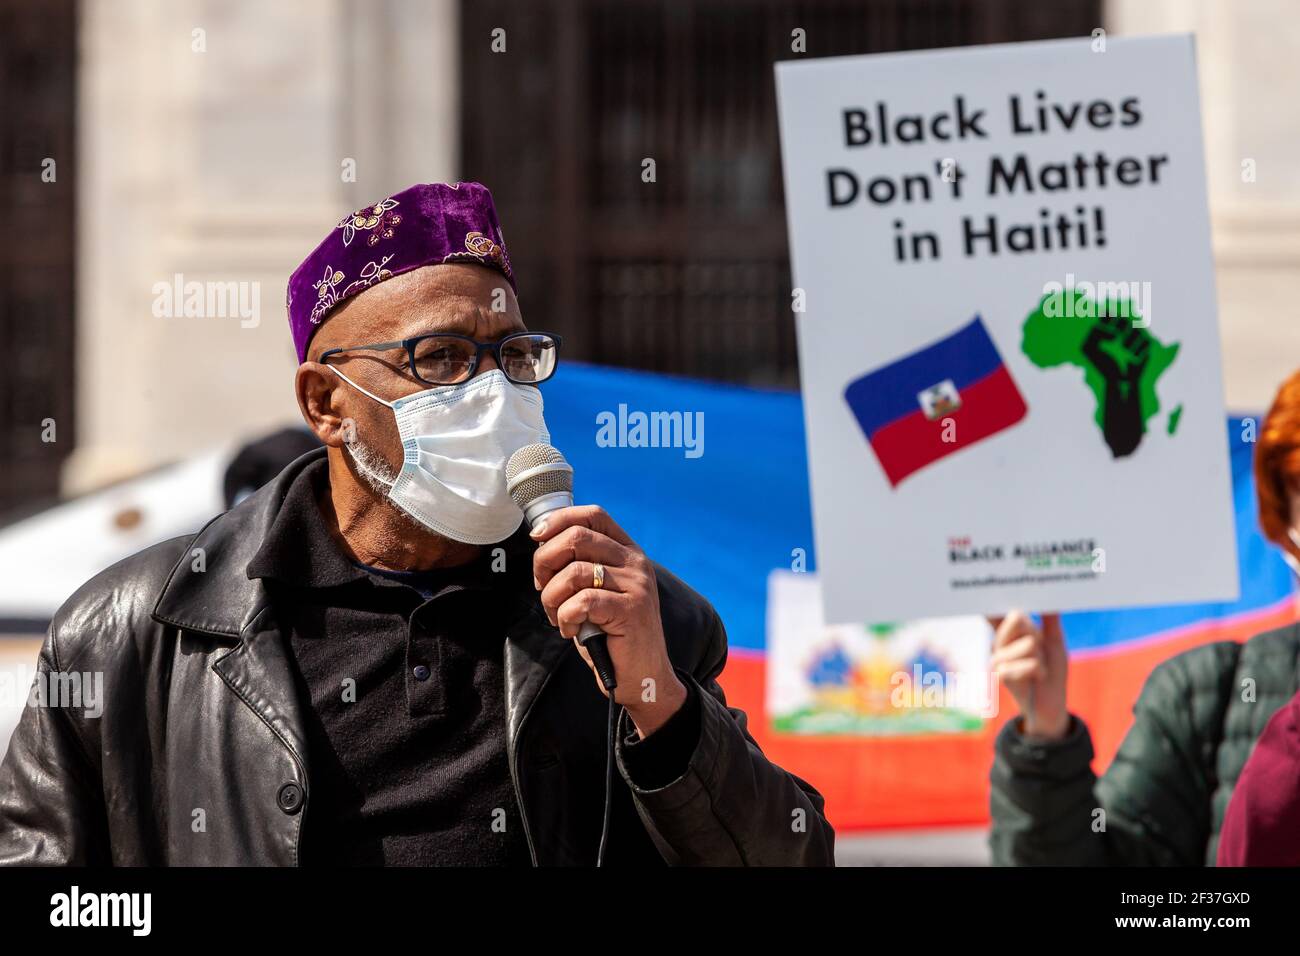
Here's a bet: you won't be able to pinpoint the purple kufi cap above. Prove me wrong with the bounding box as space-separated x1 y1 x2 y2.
286 181 516 362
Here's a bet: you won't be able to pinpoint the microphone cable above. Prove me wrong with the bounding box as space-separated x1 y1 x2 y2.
584 637 618 867
597 692 616 867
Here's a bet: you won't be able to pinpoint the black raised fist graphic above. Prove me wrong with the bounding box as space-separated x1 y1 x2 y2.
1081 310 1151 459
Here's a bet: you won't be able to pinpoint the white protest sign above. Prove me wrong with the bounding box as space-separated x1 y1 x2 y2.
775 35 1238 623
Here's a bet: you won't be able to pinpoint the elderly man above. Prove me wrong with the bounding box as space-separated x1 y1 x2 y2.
0 182 834 866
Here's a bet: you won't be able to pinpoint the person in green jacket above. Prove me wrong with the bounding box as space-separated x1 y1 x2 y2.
988 372 1300 866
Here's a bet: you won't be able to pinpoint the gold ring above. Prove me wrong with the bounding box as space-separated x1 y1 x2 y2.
593 563 606 590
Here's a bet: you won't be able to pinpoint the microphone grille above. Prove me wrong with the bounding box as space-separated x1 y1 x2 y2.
506 443 573 509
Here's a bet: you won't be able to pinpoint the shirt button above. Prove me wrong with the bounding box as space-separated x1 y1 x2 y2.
413 664 431 681
277 782 304 814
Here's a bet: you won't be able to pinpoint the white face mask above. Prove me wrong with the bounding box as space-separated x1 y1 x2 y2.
331 367 550 544
1285 528 1300 578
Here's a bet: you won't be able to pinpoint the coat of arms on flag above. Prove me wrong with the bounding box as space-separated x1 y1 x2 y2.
844 316 1028 487
918 379 962 420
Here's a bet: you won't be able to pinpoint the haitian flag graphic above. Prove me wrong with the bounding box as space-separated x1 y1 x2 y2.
844 316 1027 487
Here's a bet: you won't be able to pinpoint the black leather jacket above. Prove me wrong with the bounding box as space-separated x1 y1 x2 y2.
0 451 834 866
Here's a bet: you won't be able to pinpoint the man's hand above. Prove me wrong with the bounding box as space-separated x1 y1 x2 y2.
989 611 1070 741
531 505 688 738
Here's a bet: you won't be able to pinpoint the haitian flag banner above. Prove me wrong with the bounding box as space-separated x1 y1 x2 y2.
775 36 1238 624
536 365 1292 831
844 316 1027 486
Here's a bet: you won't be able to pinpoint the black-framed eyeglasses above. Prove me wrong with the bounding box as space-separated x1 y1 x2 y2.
320 331 562 386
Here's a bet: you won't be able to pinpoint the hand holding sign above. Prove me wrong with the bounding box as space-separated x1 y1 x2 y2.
990 612 1069 741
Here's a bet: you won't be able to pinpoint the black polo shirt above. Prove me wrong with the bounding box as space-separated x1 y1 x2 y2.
245 456 699 866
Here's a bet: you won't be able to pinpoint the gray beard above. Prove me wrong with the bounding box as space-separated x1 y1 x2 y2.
343 434 400 496
342 436 436 538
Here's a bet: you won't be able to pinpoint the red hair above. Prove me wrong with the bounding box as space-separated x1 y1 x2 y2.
1255 369 1300 558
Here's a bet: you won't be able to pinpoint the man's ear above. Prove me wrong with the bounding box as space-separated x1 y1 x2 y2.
296 363 351 448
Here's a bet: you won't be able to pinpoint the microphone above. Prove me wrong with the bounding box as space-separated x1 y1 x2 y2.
506 444 618 692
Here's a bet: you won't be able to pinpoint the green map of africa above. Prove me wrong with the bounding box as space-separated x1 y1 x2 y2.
1021 290 1180 458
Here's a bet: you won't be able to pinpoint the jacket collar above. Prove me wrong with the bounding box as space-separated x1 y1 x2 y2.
150 448 320 638
153 446 549 632
151 446 571 784
243 453 371 591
